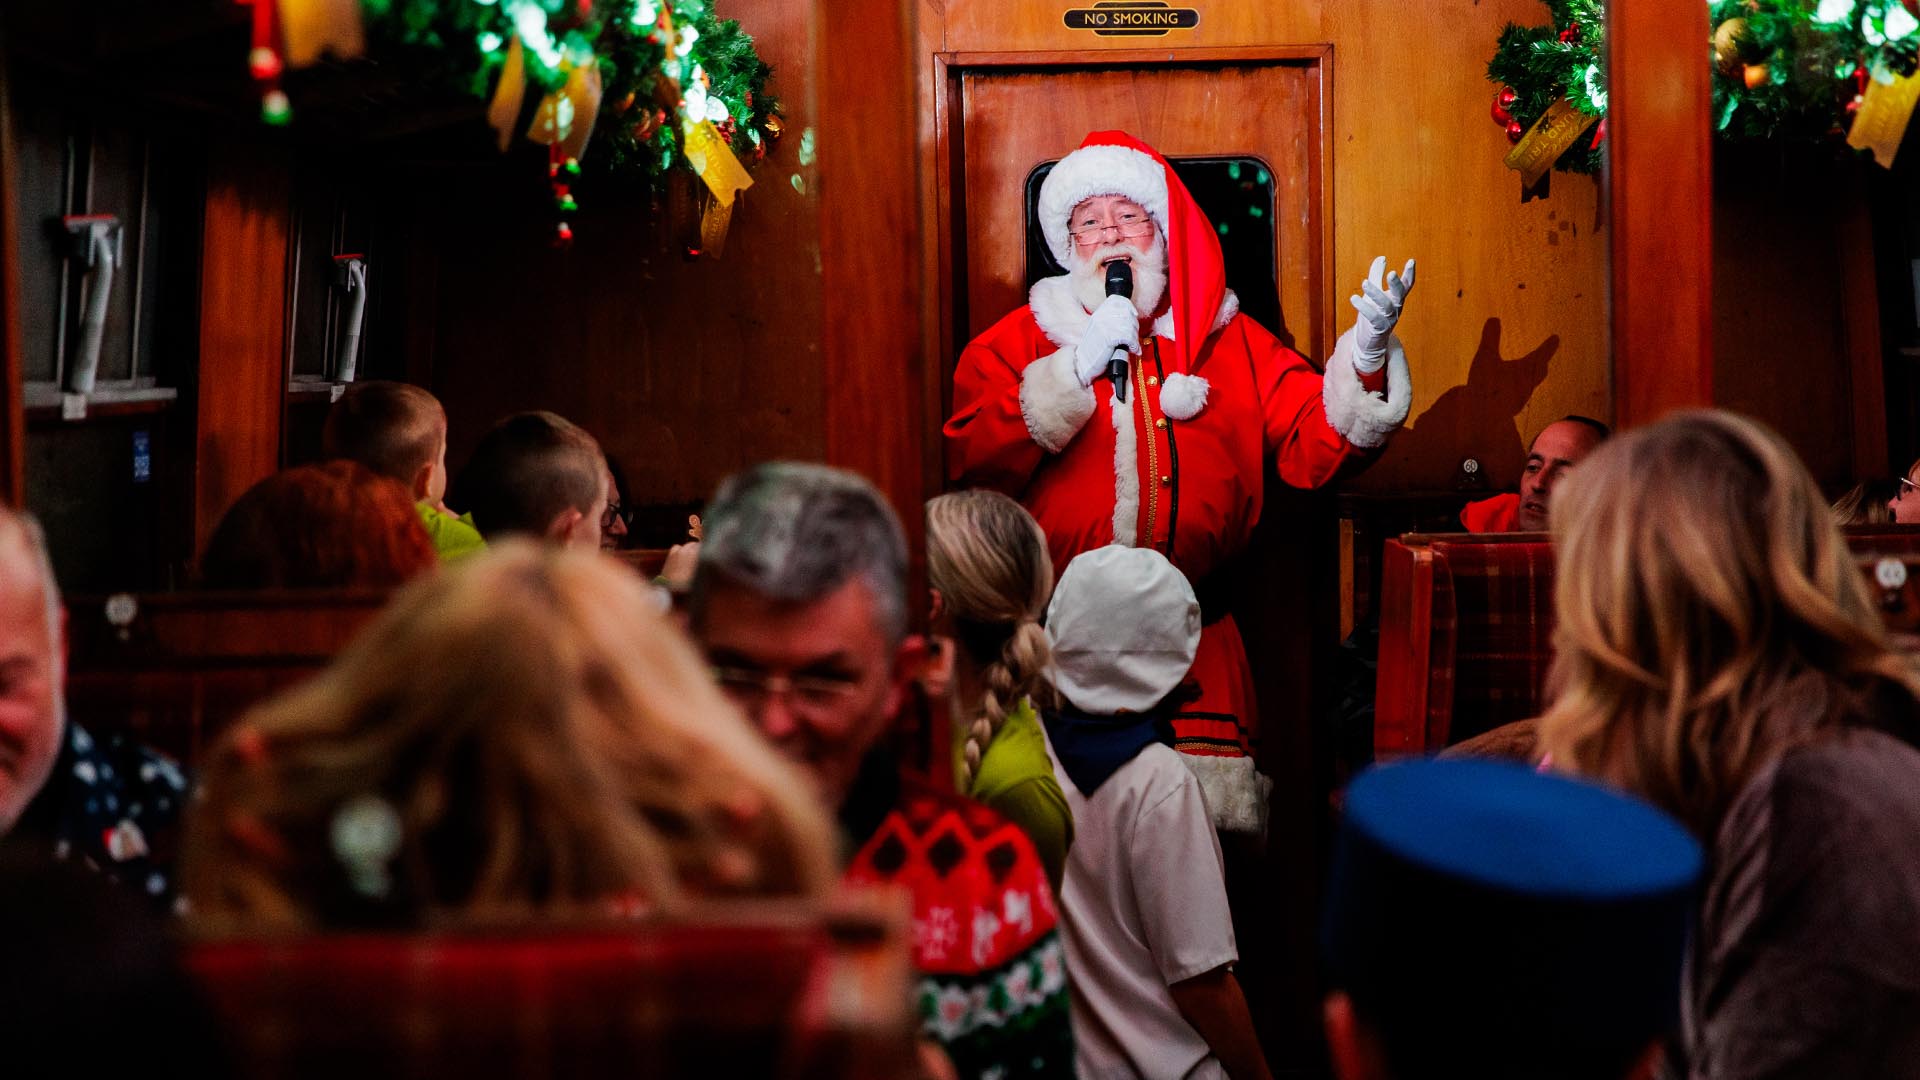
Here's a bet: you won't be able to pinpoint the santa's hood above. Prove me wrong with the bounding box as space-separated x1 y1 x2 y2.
1036 130 1231 378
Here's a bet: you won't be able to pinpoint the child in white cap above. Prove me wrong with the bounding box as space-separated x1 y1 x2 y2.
1045 545 1270 1080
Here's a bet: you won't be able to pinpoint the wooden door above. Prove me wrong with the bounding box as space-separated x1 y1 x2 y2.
938 51 1340 1066
946 51 1331 371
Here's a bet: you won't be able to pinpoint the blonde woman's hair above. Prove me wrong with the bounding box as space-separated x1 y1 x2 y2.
1536 410 1920 836
927 490 1056 789
182 541 835 931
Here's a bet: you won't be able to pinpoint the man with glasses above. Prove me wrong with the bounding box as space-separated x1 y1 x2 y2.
946 130 1419 832
689 463 1074 1080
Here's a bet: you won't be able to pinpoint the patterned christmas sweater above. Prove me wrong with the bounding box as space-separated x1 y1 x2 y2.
12 721 189 910
845 774 1075 1079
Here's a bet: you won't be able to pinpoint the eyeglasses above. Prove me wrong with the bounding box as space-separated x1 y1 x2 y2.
711 665 863 710
1069 211 1156 246
1903 477 1919 495
602 501 632 532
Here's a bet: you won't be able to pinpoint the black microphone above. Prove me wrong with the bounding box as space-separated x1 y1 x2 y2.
1104 260 1134 404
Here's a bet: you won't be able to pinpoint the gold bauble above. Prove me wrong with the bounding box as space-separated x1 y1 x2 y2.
1713 17 1753 77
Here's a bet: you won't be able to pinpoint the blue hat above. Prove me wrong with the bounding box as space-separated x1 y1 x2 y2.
1325 758 1702 1078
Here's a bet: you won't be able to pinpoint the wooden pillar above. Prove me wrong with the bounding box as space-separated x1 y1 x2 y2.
194 143 291 553
817 0 927 537
1608 0 1713 426
0 38 28 506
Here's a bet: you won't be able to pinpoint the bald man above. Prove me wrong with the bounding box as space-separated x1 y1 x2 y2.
1461 417 1610 533
0 509 187 906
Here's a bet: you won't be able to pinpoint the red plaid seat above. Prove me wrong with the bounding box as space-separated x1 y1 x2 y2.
185 903 917 1080
1427 539 1557 746
1377 526 1920 758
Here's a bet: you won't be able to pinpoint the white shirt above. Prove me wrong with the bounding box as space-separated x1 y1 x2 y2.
1054 742 1237 1080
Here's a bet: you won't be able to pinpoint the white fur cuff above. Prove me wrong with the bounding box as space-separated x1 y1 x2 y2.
1020 348 1097 454
1322 328 1412 449
1181 753 1272 836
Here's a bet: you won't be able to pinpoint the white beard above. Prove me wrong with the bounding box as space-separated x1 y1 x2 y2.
1068 231 1168 320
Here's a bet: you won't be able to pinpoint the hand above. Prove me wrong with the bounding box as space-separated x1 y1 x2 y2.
1075 294 1143 386
1349 255 1416 364
660 541 700 590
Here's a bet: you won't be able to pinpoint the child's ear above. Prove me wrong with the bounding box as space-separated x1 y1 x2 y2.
548 507 586 544
411 461 437 502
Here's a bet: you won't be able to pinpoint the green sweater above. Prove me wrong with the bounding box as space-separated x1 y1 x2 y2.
955 698 1074 894
417 503 487 561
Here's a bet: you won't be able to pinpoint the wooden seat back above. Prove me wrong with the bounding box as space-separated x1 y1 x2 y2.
184 898 918 1080
64 589 389 769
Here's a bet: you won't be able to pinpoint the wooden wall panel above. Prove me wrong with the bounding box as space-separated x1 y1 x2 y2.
0 43 25 506
818 0 927 532
194 143 290 554
924 0 1612 494
418 0 824 515
1711 149 1883 491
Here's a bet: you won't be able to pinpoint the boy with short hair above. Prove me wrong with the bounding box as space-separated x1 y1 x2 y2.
322 380 485 560
447 411 609 549
1045 545 1271 1080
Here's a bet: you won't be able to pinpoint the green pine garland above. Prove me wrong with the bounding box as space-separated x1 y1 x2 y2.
352 0 780 194
1486 0 1607 176
1486 0 1920 178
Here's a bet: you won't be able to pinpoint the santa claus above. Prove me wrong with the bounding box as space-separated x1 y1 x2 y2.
944 131 1415 831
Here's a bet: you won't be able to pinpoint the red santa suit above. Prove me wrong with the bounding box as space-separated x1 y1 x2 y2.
1461 492 1521 532
945 132 1413 832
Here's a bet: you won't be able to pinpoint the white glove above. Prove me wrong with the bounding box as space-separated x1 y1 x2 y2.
1349 255 1416 373
1075 294 1143 386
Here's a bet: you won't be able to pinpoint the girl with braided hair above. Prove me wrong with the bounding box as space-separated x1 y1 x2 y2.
926 490 1073 891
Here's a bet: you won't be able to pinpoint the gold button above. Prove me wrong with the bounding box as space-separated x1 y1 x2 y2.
1160 474 1172 486
1155 418 1168 429
1147 376 1160 386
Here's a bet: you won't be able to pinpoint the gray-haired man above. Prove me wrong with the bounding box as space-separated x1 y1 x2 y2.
689 463 1075 1080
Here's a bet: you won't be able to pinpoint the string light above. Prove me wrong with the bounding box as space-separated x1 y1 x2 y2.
1888 2 1919 39
513 2 562 68
1815 0 1853 23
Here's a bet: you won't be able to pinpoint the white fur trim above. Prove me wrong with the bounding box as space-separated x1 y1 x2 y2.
1030 275 1240 353
1159 373 1208 421
1151 289 1239 344
1181 753 1272 835
1110 382 1140 546
1038 144 1170 264
1322 328 1412 449
1018 348 1096 454
1029 277 1093 352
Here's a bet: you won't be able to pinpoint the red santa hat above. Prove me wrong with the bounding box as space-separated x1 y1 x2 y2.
1036 131 1228 378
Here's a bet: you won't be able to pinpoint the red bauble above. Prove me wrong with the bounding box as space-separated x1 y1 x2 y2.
1559 22 1580 42
1505 120 1525 143
1498 88 1518 108
1492 95 1514 126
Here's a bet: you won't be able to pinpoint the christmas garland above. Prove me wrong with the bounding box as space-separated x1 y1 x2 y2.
1486 0 1607 176
1486 0 1920 182
256 0 781 245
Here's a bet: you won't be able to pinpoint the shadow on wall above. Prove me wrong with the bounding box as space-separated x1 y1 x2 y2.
1388 317 1559 491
